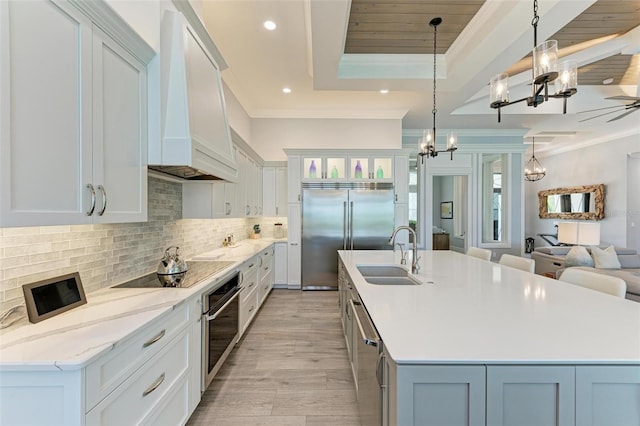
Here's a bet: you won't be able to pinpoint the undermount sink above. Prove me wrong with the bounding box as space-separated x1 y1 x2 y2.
364 276 420 286
357 265 409 277
356 264 420 285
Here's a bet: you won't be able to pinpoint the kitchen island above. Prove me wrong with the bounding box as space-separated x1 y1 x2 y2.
339 250 640 426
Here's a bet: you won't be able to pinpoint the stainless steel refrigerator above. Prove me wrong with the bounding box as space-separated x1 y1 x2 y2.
302 183 394 290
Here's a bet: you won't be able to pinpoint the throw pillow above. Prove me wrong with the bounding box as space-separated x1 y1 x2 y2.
564 245 594 267
590 245 622 269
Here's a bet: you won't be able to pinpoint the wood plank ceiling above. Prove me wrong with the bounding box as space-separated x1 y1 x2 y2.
344 0 485 54
345 0 640 85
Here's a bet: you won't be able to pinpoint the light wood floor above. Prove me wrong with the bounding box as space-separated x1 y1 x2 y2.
186 289 360 426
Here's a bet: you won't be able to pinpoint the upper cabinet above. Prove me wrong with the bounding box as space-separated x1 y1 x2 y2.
302 156 346 180
348 156 393 181
299 153 395 182
0 0 154 227
263 166 287 217
149 6 237 182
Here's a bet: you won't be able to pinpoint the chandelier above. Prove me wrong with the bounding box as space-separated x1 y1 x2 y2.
489 0 578 122
419 17 457 161
524 137 546 182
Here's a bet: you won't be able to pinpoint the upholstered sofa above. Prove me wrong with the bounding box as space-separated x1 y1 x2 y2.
531 246 640 302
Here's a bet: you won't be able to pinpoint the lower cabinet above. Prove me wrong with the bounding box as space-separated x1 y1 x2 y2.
382 363 640 426
389 362 486 426
0 296 201 426
576 366 640 426
274 242 288 287
486 366 575 426
85 330 192 425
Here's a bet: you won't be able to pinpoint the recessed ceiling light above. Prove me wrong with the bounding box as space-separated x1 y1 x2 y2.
264 21 276 31
380 89 389 94
602 78 614 85
282 87 291 94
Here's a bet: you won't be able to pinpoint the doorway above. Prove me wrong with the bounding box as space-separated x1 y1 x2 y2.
432 175 469 253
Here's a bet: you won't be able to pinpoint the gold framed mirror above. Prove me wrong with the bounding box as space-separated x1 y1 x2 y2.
538 184 605 220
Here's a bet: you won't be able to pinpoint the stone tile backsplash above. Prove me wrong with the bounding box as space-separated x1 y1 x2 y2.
0 176 287 313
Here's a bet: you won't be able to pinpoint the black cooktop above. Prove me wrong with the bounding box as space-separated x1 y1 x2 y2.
114 260 234 289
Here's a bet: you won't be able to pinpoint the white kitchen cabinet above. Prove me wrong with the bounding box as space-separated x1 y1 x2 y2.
235 148 249 216
302 156 347 180
274 242 288 287
239 257 259 338
182 182 231 219
486 366 575 426
258 246 274 305
393 155 409 204
575 366 640 426
288 155 302 203
287 203 302 289
263 166 288 217
0 0 152 227
0 296 200 426
348 156 393 181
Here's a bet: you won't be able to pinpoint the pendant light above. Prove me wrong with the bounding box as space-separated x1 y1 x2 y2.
418 17 457 162
524 137 546 181
489 0 577 122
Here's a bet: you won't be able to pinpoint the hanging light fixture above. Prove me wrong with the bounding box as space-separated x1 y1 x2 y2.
524 137 546 181
489 0 577 122
419 17 457 162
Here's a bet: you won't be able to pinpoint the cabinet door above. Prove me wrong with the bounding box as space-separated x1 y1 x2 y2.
92 26 147 223
1 0 93 226
275 167 288 216
235 148 248 216
263 167 276 216
395 365 486 426
576 366 640 426
287 203 301 289
288 155 301 203
274 242 288 285
394 155 409 203
487 366 575 426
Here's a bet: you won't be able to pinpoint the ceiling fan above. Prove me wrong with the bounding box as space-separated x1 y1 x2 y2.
578 96 640 122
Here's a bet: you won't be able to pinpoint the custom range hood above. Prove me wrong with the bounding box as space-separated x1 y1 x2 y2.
149 3 237 182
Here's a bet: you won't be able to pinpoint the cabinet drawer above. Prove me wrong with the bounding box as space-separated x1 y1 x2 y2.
86 330 191 425
258 271 273 304
85 302 192 410
241 268 259 304
240 285 258 335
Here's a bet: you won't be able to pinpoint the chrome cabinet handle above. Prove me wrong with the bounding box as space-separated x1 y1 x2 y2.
142 373 165 397
225 202 231 216
143 329 166 348
249 305 254 313
290 242 298 246
275 206 278 215
349 299 377 347
86 184 96 216
97 185 107 216
258 257 263 267
297 194 301 202
376 352 386 388
239 271 244 286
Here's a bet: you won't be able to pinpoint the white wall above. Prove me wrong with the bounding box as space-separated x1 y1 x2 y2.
223 82 252 145
525 134 640 249
251 118 402 161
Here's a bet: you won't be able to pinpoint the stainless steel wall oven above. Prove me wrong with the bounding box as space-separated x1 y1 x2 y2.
202 271 241 390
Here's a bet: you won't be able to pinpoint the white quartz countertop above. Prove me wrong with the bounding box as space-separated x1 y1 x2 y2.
339 250 640 365
0 239 276 371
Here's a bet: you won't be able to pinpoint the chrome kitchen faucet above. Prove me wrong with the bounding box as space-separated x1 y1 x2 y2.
388 226 420 274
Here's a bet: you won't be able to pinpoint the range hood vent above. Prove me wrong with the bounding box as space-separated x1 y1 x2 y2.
151 6 237 182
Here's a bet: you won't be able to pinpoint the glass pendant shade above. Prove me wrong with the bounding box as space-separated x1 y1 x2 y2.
424 129 434 150
524 155 546 181
555 59 578 95
532 40 558 84
446 132 457 150
490 73 509 107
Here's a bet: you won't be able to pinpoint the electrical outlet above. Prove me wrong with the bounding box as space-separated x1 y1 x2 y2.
492 252 497 259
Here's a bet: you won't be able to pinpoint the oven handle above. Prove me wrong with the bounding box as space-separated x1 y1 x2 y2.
203 287 243 321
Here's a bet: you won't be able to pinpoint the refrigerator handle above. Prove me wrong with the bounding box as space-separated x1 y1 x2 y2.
350 201 354 250
343 201 348 250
